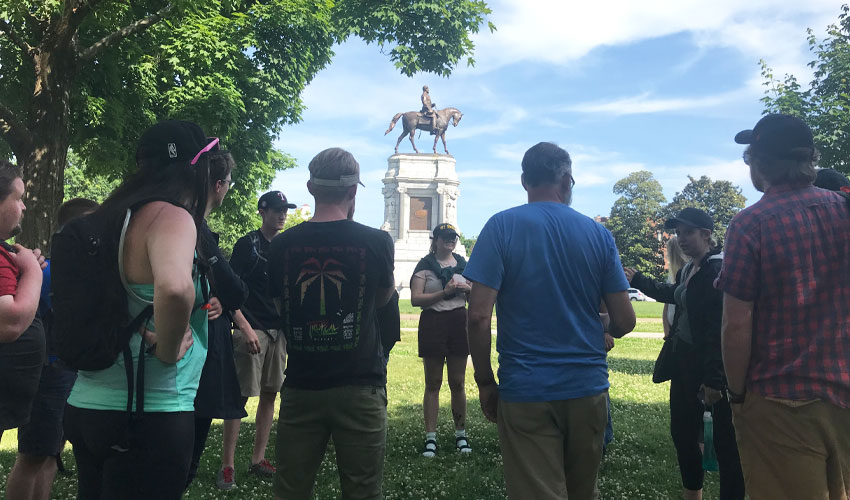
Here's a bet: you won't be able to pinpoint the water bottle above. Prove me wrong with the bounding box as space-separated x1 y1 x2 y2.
702 410 719 471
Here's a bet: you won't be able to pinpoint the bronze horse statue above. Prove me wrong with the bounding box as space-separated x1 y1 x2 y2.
384 107 463 155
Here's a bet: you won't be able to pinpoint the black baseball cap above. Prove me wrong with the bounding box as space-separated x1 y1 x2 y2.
432 223 459 239
664 207 713 231
136 120 219 166
734 114 814 158
814 168 850 192
258 191 297 211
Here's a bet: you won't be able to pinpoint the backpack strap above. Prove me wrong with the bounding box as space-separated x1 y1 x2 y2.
118 208 153 306
122 304 153 433
241 231 267 279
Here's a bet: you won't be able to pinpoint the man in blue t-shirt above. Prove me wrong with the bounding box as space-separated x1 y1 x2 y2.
464 142 635 500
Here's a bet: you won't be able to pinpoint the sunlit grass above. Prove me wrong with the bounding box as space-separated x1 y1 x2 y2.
0 332 716 499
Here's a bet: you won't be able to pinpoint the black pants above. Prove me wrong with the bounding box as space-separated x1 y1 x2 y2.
64 405 194 500
185 416 213 489
669 350 745 499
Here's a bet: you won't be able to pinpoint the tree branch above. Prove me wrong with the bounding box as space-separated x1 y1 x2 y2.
0 19 36 61
0 101 33 157
79 3 174 62
70 0 107 24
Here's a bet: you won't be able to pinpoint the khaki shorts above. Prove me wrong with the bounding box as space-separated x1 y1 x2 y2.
497 392 607 500
232 329 286 397
274 385 387 500
733 391 850 500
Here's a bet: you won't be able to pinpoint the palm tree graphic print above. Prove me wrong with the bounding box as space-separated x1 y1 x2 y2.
296 257 346 316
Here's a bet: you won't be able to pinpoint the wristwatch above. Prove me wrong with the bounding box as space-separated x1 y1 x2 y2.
726 387 746 404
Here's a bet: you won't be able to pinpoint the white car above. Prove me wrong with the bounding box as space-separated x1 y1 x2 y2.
628 288 655 302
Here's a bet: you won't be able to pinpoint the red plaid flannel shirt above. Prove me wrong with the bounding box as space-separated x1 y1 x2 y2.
719 183 850 409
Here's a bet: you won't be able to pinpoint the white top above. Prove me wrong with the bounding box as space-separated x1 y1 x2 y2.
414 268 467 312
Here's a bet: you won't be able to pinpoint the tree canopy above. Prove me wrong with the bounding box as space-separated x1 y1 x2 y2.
662 175 746 247
0 0 494 249
760 4 850 173
606 171 666 281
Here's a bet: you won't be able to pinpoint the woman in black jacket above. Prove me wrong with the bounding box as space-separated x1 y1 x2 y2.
625 208 744 500
185 150 250 489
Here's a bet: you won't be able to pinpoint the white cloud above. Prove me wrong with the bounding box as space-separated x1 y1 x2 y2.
468 0 837 79
565 90 745 116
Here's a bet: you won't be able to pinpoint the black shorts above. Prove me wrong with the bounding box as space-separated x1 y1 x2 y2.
418 307 470 358
18 362 77 456
0 318 46 431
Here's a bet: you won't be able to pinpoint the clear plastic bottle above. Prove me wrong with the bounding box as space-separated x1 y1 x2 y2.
702 410 719 471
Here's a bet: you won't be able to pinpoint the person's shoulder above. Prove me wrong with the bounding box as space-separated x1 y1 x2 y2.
481 204 530 228
0 245 13 266
137 201 194 232
236 230 260 244
137 200 191 219
349 221 393 242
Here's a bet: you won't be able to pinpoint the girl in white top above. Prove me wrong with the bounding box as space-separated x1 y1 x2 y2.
410 223 472 457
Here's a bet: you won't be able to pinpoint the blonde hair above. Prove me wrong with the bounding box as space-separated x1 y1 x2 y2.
666 236 687 283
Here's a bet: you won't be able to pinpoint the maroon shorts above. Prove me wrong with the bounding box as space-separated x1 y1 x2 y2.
417 307 469 358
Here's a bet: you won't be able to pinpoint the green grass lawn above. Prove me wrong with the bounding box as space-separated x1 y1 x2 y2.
0 329 716 499
631 301 664 318
401 300 665 333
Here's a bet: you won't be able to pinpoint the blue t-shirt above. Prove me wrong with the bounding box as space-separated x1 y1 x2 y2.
463 202 628 403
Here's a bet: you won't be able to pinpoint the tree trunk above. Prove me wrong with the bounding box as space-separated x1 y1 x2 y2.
18 20 77 251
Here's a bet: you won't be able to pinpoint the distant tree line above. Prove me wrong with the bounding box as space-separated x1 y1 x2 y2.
605 172 746 282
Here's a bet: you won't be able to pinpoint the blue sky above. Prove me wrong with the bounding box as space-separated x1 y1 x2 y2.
270 0 840 237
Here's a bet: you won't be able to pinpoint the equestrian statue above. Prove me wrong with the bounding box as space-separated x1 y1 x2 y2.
385 86 463 155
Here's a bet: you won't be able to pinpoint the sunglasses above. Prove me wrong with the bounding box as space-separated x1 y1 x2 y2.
191 137 220 165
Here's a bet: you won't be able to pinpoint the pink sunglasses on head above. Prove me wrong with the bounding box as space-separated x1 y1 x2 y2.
190 137 220 165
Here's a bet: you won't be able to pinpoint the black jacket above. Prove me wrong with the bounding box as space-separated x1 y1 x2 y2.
199 222 249 311
631 249 725 389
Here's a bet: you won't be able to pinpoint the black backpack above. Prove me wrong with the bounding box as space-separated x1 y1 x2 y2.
49 199 184 372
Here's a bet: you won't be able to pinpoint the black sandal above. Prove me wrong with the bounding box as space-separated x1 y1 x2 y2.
455 435 472 453
422 438 438 457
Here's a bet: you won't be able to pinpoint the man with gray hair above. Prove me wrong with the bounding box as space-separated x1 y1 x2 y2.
464 142 635 499
720 114 850 498
268 147 394 500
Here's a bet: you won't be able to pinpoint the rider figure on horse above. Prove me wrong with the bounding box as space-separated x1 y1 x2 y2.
421 85 438 134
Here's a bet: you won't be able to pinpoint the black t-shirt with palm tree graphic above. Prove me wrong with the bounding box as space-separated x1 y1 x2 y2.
269 219 394 389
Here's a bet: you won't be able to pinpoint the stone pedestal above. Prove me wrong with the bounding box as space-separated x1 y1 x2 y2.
381 154 465 299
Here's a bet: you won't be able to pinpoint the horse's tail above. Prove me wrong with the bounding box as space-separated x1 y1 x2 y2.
384 113 403 135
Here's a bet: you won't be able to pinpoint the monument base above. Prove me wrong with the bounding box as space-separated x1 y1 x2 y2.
380 154 465 299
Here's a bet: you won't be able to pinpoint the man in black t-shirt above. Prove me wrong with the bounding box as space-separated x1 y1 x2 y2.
268 148 394 500
218 191 296 487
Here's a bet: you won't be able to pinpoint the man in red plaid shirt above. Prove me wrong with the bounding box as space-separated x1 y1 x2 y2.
719 114 850 499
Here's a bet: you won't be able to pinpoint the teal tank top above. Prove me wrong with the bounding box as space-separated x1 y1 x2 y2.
68 208 209 412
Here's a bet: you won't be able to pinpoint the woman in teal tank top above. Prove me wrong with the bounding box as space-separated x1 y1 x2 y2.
64 121 220 500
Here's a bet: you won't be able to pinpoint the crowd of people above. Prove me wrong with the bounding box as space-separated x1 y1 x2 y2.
0 112 846 500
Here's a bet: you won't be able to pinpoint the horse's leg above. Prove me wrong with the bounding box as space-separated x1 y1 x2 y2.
395 129 406 154
441 132 449 155
409 129 419 154
433 133 439 154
